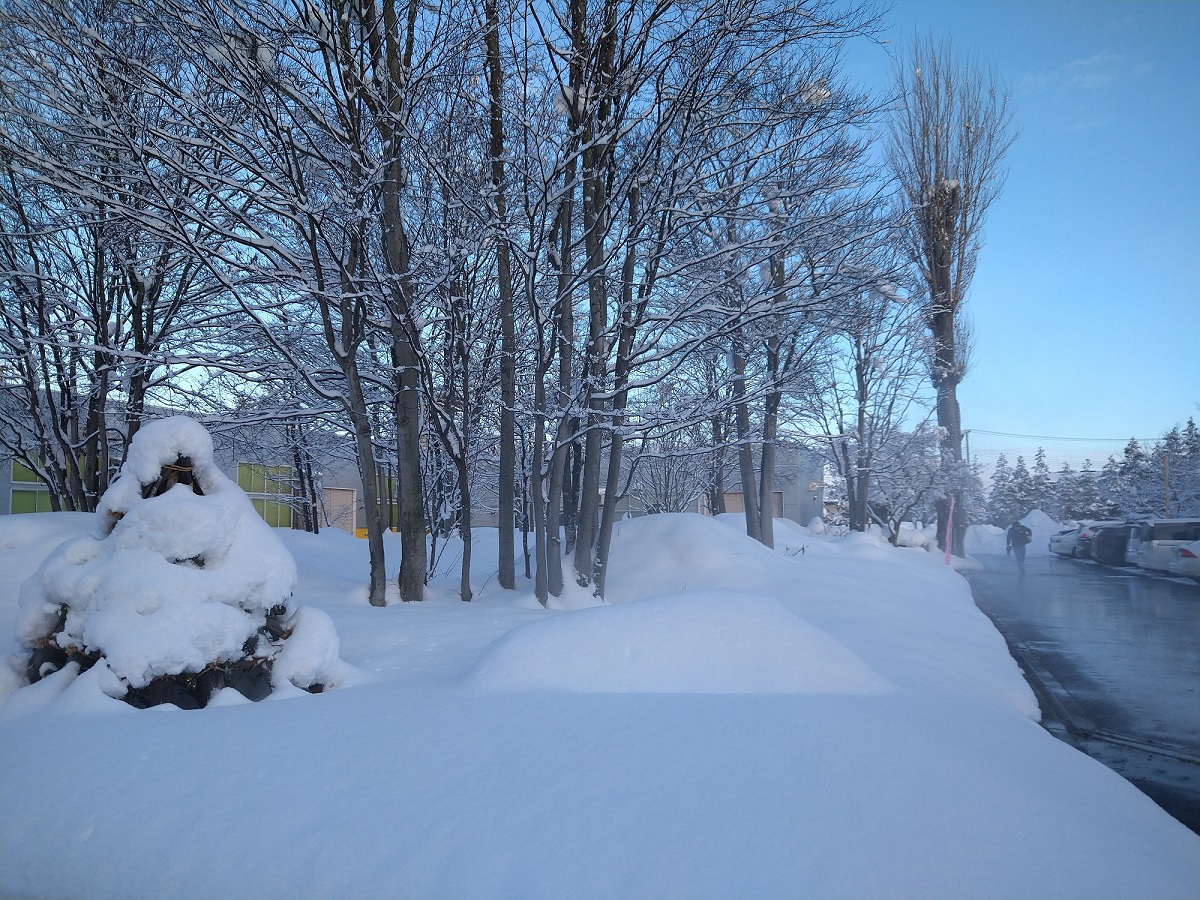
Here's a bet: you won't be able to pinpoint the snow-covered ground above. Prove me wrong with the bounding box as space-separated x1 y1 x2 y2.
2 511 1197 899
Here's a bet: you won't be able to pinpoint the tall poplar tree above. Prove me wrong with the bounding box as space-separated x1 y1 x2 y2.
888 36 1015 554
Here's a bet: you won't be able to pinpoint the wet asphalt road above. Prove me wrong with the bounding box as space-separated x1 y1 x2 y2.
964 552 1200 834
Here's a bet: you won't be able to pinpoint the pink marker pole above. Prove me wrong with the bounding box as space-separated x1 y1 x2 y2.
943 496 956 566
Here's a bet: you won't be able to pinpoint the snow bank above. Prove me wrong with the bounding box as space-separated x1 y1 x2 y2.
1021 509 1063 555
608 513 1040 718
894 522 934 548
967 509 1061 556
966 522 1006 555
272 606 341 690
465 591 893 695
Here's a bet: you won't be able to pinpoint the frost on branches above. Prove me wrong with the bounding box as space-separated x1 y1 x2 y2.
14 417 342 709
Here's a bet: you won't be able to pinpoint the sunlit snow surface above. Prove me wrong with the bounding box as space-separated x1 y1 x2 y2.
2 511 1197 899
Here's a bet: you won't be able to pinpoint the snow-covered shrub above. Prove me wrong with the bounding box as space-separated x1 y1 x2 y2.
893 523 932 548
15 417 341 708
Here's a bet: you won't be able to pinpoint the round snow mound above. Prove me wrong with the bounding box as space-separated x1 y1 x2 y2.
464 592 893 695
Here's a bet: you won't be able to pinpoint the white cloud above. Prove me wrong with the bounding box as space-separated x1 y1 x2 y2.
1019 50 1147 94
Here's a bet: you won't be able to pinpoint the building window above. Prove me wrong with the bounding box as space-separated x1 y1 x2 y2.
12 459 40 483
237 463 293 528
376 470 399 531
11 487 54 514
10 460 52 514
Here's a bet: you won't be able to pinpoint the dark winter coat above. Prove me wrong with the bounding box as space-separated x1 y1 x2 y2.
1007 522 1033 548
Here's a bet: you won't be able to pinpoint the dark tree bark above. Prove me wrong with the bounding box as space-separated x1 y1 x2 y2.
485 0 517 591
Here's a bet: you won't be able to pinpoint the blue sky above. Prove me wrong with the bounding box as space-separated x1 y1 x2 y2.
846 0 1200 475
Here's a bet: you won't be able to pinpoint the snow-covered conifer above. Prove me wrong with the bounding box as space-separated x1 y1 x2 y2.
16 418 343 708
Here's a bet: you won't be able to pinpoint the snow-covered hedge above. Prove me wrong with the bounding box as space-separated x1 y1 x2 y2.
14 417 342 708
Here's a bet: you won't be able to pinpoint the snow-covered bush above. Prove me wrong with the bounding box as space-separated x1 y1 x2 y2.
15 417 342 708
893 523 933 549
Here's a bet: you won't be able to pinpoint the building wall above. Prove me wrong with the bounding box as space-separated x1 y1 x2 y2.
3 418 826 535
0 416 364 534
708 445 825 526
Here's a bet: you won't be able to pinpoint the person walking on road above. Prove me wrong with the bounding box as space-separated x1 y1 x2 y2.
1007 520 1033 574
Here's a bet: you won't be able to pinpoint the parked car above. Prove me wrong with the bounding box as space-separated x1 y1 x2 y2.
1075 521 1126 559
1091 524 1136 566
1167 540 1200 581
1048 525 1086 557
1124 519 1200 572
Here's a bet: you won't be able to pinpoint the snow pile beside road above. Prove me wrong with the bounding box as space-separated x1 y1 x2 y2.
967 509 1061 557
1021 509 1063 555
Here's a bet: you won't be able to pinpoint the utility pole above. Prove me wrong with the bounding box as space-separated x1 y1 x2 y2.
1164 453 1170 517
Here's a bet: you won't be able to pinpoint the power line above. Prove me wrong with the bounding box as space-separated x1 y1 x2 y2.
969 429 1156 443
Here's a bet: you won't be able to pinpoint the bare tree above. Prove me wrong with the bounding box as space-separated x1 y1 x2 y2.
813 253 927 533
0 0 236 510
887 35 1015 554
483 0 518 591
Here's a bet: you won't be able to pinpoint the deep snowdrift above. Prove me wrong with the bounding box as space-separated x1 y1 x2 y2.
1 511 1196 900
465 591 893 695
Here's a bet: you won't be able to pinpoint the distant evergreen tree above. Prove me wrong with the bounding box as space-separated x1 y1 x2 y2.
1182 418 1200 460
1150 428 1182 518
1152 420 1200 516
1008 455 1035 521
1098 455 1126 515
1116 438 1157 515
960 462 988 526
1030 448 1054 514
1054 461 1080 520
987 454 1014 525
1177 418 1200 514
1081 458 1120 518
989 422 1199 524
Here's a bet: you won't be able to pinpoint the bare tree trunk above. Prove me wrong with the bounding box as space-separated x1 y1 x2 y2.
541 155 578 599
300 427 320 535
840 439 859 529
531 389 550 606
455 455 473 602
758 393 777 549
545 420 572 597
485 0 516 591
345 365 389 606
563 436 582 554
568 0 617 591
708 369 728 516
391 318 427 601
732 332 761 543
758 334 780 549
361 0 426 600
854 340 871 531
594 186 644 596
288 422 313 533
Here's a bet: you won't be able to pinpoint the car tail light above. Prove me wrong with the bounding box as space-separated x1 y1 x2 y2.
1180 548 1198 559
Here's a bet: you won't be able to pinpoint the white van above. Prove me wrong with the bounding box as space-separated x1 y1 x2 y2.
1124 519 1200 572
